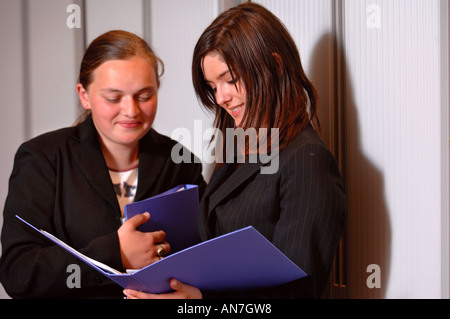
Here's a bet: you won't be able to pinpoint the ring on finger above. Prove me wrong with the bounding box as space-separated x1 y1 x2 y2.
157 245 166 258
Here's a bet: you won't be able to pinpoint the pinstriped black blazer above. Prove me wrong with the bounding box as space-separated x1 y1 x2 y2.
198 124 347 298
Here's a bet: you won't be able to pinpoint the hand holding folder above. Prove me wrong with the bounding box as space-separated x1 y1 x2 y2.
118 212 169 270
16 184 307 294
124 184 201 254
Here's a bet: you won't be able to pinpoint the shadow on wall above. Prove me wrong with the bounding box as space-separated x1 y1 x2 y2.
309 33 392 299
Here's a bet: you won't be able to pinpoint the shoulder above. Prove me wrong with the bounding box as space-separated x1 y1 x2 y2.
142 128 178 148
278 125 340 174
281 125 329 158
14 118 97 164
17 126 77 156
9 126 82 181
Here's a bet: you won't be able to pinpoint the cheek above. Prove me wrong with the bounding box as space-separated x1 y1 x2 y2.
141 97 158 120
237 84 246 101
90 95 118 115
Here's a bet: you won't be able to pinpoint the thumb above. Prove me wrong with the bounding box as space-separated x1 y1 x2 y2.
170 278 181 291
125 212 150 229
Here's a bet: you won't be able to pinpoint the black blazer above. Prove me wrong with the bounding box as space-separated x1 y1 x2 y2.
199 125 347 298
0 117 205 298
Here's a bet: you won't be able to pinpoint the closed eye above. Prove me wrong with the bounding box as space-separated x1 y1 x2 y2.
105 96 121 103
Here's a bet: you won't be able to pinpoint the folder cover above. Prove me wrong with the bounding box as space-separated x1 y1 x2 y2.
124 184 200 254
16 216 307 294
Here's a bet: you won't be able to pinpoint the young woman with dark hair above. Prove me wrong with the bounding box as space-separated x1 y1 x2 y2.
124 3 347 299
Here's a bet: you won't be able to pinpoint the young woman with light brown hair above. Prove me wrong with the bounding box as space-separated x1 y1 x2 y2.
0 30 205 298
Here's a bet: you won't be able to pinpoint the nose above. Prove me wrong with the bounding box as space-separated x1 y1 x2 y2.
122 97 140 117
215 85 232 106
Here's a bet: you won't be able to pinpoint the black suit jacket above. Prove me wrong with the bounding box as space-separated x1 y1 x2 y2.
0 117 205 298
199 125 347 298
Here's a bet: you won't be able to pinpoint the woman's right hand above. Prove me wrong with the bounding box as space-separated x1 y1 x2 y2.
117 212 170 270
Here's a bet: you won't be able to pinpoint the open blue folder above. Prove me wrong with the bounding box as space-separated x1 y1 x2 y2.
124 184 200 254
16 216 307 294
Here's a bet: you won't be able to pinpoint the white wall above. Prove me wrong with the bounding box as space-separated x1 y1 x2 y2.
85 0 145 43
342 0 446 299
256 0 449 298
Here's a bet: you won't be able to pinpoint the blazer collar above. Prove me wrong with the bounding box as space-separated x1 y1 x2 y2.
134 129 171 201
206 123 315 210
69 117 120 212
206 151 278 213
68 117 169 210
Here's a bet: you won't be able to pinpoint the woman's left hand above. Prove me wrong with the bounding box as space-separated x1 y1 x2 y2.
123 278 203 299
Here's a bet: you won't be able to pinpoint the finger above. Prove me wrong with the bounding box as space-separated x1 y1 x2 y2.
123 289 151 299
123 288 172 299
151 230 167 243
156 242 171 257
169 279 202 299
125 212 150 229
170 278 181 290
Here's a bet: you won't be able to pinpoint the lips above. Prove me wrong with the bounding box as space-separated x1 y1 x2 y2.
118 121 141 129
229 104 244 117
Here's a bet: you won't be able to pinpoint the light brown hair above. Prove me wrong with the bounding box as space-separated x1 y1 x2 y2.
76 30 164 123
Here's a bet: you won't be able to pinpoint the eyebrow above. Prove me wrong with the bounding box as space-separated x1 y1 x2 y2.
100 87 155 94
217 70 230 79
205 70 231 84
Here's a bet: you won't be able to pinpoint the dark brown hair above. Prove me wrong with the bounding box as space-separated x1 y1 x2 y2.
192 2 319 152
76 30 164 123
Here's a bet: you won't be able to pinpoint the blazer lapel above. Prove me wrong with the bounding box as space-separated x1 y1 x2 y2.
207 161 261 213
69 118 120 212
134 129 171 201
207 147 280 213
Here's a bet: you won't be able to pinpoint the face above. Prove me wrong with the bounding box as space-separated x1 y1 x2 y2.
77 56 158 151
202 53 246 127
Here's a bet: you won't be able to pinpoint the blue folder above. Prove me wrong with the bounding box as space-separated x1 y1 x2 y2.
124 184 200 254
16 216 307 294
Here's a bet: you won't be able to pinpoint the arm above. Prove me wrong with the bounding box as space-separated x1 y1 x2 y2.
271 142 348 298
0 141 123 298
0 142 85 297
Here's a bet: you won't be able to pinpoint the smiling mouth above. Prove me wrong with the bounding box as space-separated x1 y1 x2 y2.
118 121 141 129
229 105 243 117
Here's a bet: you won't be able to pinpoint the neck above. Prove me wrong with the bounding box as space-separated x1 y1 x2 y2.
100 141 139 172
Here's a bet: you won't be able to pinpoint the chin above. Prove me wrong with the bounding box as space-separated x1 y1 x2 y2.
234 119 244 127
118 131 147 145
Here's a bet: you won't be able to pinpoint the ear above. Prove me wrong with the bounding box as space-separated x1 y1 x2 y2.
272 52 283 74
76 83 91 110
